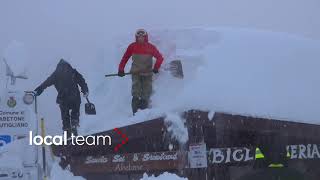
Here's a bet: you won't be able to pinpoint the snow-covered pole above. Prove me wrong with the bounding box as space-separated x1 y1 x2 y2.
30 91 41 175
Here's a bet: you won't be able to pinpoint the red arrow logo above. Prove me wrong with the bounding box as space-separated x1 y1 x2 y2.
113 128 129 152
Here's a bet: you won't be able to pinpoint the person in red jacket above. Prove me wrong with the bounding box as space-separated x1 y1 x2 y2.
118 29 164 114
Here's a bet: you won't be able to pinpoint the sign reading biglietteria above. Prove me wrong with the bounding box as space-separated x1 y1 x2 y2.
208 144 320 164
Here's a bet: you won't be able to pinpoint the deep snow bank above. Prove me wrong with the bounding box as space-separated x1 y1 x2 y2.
153 28 320 122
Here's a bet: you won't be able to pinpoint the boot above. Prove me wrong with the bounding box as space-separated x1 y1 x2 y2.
59 156 71 170
140 99 149 110
71 119 79 136
71 125 78 136
132 96 140 115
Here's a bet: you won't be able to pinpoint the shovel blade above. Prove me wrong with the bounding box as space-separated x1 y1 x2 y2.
85 102 96 115
169 60 184 79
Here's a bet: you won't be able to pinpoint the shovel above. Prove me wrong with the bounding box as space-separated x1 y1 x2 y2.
85 97 96 115
105 60 184 79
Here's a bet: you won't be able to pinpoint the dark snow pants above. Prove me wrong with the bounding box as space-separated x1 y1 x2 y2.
131 74 152 114
59 102 80 137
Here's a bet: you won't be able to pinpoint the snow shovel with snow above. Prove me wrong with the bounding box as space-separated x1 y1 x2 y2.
85 97 96 115
105 60 184 79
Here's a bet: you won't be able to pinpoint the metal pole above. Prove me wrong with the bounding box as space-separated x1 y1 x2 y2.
41 118 47 180
33 93 42 180
34 94 38 114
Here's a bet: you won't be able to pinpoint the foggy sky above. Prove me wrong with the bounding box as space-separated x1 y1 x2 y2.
0 0 319 47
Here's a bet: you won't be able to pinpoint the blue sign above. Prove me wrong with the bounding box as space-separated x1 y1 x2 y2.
0 135 12 147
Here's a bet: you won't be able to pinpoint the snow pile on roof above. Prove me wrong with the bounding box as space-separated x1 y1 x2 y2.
165 112 188 144
1 28 319 135
152 28 320 123
80 28 320 135
140 172 188 180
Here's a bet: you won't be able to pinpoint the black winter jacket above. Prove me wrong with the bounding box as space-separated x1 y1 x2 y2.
36 60 88 105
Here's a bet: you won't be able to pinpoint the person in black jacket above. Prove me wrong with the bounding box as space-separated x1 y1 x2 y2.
34 59 89 137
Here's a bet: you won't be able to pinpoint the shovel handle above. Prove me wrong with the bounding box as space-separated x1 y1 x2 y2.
105 72 133 77
105 70 153 77
86 97 91 103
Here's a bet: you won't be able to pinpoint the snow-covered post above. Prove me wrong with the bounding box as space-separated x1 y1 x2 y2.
0 41 41 179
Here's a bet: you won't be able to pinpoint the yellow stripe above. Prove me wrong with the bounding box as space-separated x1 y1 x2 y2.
287 151 291 158
255 154 264 159
269 164 284 168
255 147 265 159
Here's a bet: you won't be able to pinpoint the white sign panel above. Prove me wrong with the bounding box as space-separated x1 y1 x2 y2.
189 143 208 168
0 91 38 166
0 91 37 135
0 109 29 134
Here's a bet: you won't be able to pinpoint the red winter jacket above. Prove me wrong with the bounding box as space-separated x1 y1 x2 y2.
118 34 164 72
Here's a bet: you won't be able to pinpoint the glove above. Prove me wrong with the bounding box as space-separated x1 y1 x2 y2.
34 87 43 96
153 68 159 74
118 70 125 77
83 92 89 98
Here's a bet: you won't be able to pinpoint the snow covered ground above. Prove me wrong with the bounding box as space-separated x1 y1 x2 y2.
141 172 188 180
50 162 85 180
50 170 188 180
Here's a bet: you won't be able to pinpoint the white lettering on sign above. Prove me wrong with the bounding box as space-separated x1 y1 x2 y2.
287 144 320 159
211 149 224 163
113 155 125 163
209 147 254 164
114 164 143 172
85 156 108 164
133 154 139 162
244 148 254 161
233 149 244 161
208 144 320 164
142 153 178 161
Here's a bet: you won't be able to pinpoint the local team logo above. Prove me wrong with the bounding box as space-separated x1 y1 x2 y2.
7 96 17 108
